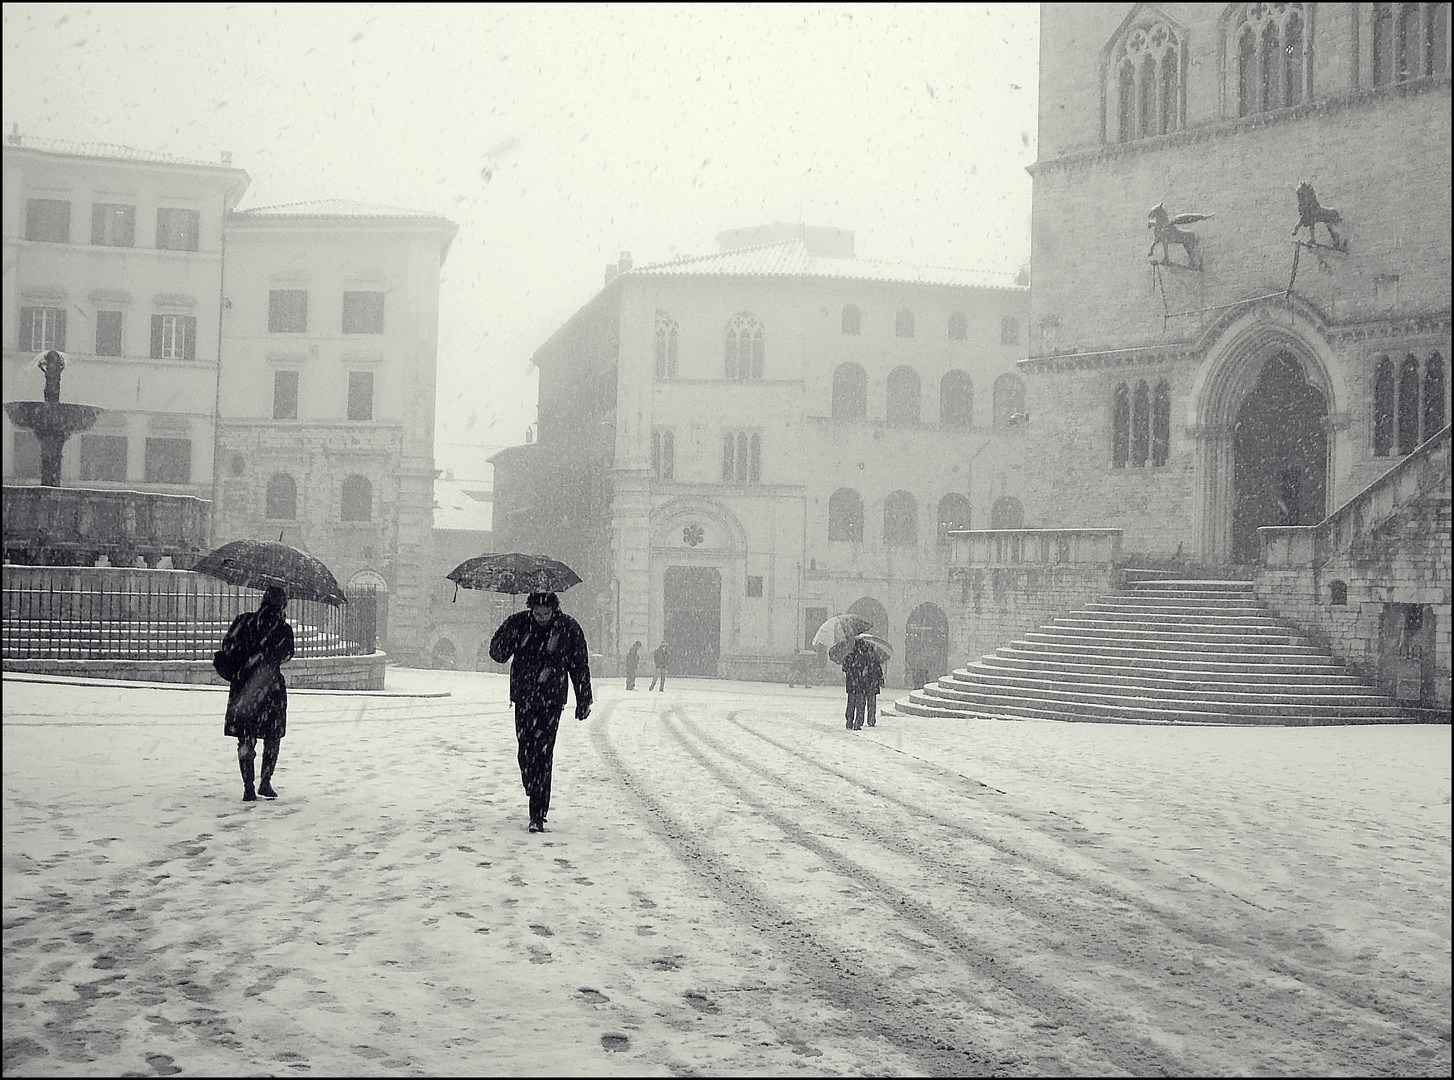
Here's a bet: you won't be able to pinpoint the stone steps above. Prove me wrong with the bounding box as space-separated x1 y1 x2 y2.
896 580 1408 726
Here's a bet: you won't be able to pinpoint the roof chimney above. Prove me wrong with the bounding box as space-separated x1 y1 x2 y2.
618 251 632 273
221 150 233 166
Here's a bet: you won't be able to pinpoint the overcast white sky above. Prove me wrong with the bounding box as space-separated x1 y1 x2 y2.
3 2 1040 476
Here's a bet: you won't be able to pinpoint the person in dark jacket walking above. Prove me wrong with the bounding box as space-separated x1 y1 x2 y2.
840 636 884 731
217 586 295 801
623 640 642 690
648 640 670 691
488 592 592 832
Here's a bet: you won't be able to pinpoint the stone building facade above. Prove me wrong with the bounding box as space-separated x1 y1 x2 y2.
492 227 1029 686
215 202 458 666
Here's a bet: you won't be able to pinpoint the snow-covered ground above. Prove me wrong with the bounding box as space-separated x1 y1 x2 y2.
3 670 1449 1077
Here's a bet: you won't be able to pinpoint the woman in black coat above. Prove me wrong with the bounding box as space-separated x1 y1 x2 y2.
217 586 295 801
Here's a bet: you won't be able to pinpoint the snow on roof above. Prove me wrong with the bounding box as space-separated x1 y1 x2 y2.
434 480 493 533
233 199 449 220
5 135 238 171
627 238 1021 291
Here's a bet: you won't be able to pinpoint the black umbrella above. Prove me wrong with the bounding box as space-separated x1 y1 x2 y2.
446 552 583 596
191 539 347 606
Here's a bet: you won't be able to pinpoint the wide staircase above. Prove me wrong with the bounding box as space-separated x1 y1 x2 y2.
895 571 1408 726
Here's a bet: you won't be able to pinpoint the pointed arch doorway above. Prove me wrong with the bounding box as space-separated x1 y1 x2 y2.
1230 352 1329 563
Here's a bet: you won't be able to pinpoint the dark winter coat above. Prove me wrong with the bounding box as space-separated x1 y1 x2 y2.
652 643 670 670
840 641 884 695
220 608 295 740
624 642 642 675
489 609 593 714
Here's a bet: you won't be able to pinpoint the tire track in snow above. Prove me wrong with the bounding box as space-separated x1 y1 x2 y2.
707 705 1451 1075
593 700 1192 1077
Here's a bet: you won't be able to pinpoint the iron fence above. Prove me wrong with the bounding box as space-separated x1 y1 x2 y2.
2 572 376 661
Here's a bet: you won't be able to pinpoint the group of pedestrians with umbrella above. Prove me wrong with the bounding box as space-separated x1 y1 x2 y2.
813 613 891 730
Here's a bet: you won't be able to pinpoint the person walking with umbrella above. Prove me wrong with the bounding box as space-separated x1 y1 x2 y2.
623 640 643 690
488 592 592 833
215 586 295 800
840 634 884 731
648 640 670 691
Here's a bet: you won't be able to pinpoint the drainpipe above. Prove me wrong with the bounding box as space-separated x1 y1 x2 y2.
210 188 229 552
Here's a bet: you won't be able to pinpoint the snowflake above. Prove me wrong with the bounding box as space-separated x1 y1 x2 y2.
683 524 705 547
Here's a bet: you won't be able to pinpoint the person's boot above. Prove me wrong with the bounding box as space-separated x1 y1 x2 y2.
240 758 257 802
258 743 279 798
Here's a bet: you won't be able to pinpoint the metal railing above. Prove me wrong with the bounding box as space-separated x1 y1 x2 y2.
2 568 376 661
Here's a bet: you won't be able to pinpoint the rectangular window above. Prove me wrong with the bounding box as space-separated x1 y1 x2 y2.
150 314 197 360
19 306 67 351
746 575 764 597
91 203 136 247
95 310 124 357
155 207 199 251
347 371 374 421
143 437 191 484
268 290 308 333
342 291 385 334
273 370 299 420
651 428 675 481
13 430 42 480
25 199 71 242
79 435 128 481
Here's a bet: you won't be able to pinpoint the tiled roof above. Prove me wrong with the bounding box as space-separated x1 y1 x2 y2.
629 239 1021 290
233 199 449 220
5 135 237 170
434 480 493 533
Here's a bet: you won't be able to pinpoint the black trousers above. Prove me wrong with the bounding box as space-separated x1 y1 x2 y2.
514 702 563 822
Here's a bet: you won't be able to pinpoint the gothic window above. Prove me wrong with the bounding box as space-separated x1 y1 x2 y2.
832 363 867 418
895 309 915 338
654 312 679 379
1113 382 1131 468
936 492 971 545
841 304 861 335
1424 353 1446 437
725 312 764 379
1108 13 1184 141
1000 316 1020 345
828 488 864 541
341 475 371 521
651 428 675 481
1373 3 1395 84
266 473 297 519
1374 3 1450 84
992 373 1026 428
1131 380 1151 467
940 370 973 428
1233 3 1308 115
721 430 760 483
1398 354 1421 455
947 312 967 340
990 496 1025 529
883 490 918 547
1373 355 1396 456
886 366 921 424
1152 380 1172 467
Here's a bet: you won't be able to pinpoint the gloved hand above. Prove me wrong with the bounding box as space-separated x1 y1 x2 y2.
576 703 591 721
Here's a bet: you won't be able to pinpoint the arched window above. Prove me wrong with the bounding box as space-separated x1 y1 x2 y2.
431 638 457 670
725 312 764 380
883 490 918 547
1152 380 1172 467
1373 3 1394 85
947 312 967 341
841 305 861 335
939 370 973 428
721 430 760 483
1108 13 1183 141
886 366 921 424
1329 580 1349 605
990 496 1024 529
831 363 867 419
1398 354 1421 455
936 492 971 545
1373 355 1396 456
1131 380 1151 467
895 309 915 338
651 428 675 481
265 473 296 519
1112 382 1131 468
341 475 371 521
654 312 679 379
1000 316 1019 345
1429 5 1449 77
1233 3 1308 114
992 373 1025 428
1424 353 1446 437
828 488 864 541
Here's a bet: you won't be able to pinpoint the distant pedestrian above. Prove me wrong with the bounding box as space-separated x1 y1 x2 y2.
623 640 642 690
215 586 295 801
648 640 670 691
488 592 592 833
840 636 884 731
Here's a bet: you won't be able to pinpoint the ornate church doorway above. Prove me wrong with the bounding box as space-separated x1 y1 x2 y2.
663 566 721 676
1231 352 1329 563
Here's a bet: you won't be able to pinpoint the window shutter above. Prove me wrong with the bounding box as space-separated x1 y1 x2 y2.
55 309 67 350
20 307 34 351
92 204 105 245
151 315 164 359
183 316 197 361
